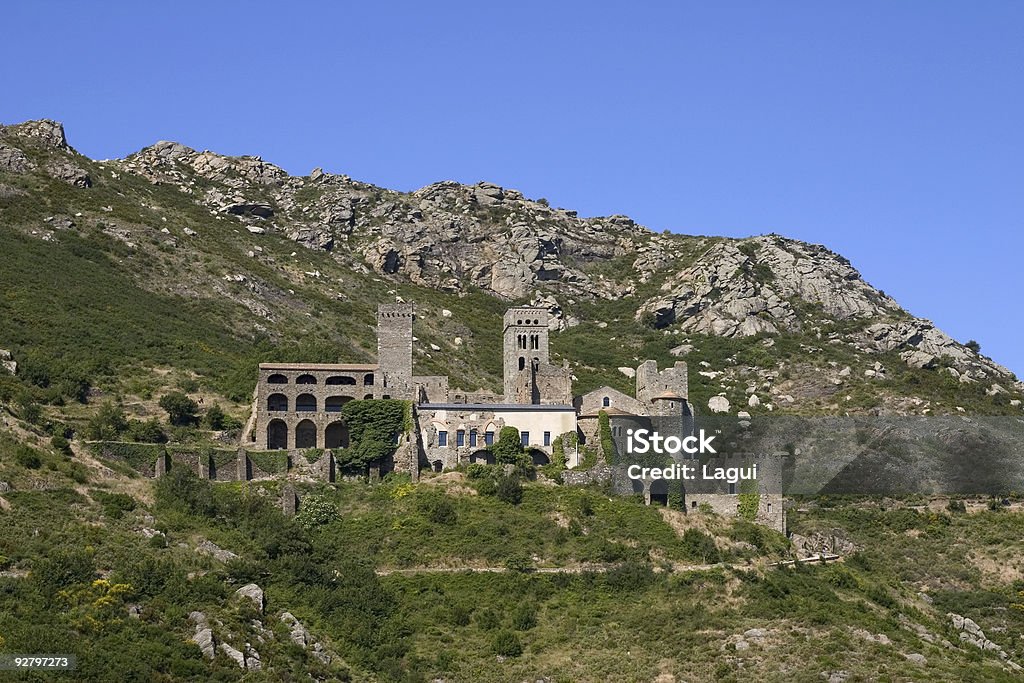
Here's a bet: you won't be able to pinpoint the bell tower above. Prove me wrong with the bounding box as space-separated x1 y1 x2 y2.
503 307 550 404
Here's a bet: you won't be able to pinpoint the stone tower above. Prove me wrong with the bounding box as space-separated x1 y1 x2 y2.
377 304 414 399
503 307 550 404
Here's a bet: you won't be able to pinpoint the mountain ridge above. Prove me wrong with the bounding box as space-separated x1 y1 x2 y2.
0 119 1021 418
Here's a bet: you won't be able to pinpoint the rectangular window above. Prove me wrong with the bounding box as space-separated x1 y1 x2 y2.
484 431 494 446
520 431 530 446
456 430 465 447
438 430 448 447
543 431 551 446
728 482 736 495
470 430 477 447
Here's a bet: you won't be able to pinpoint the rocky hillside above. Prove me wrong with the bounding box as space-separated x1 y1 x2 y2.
0 119 1021 419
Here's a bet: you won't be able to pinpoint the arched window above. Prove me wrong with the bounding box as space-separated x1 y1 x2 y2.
602 396 610 408
325 396 352 413
267 394 288 412
267 374 288 384
518 357 525 371
267 419 288 450
363 373 374 386
296 419 317 448
326 375 357 386
296 374 317 385
325 421 349 448
296 394 317 412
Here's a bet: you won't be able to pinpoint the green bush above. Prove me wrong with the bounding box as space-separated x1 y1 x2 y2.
511 602 537 630
491 630 523 657
295 494 339 531
154 466 214 516
680 529 720 564
15 445 42 469
50 434 71 455
32 549 94 593
93 490 137 519
504 554 534 573
465 463 489 479
493 425 525 465
475 608 501 630
496 476 523 505
128 417 167 444
598 410 617 464
417 493 457 525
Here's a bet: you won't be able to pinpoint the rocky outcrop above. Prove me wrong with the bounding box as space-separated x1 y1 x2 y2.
0 349 16 376
1 119 71 150
637 237 899 336
47 159 91 187
790 529 857 558
857 319 1010 381
0 144 32 173
195 539 238 563
281 611 332 664
189 611 216 659
234 583 265 613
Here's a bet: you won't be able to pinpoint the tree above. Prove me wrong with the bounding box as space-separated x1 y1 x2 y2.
204 403 226 430
493 426 524 465
85 401 128 440
965 339 982 354
128 417 167 443
339 399 408 471
158 391 199 426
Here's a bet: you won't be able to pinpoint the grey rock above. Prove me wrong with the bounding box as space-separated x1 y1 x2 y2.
244 645 261 671
708 396 730 414
47 160 91 187
820 671 849 683
669 344 693 357
0 144 31 173
0 482 10 493
234 583 265 612
227 202 274 218
218 642 245 668
904 653 927 666
195 539 238 563
191 625 215 660
288 227 334 251
743 628 766 639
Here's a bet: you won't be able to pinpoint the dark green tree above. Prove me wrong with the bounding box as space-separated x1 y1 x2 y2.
84 401 128 440
493 425 524 465
158 391 199 426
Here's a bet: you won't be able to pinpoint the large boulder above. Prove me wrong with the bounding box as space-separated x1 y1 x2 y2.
233 583 265 613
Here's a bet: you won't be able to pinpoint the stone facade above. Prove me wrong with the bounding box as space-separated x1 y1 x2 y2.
248 362 378 450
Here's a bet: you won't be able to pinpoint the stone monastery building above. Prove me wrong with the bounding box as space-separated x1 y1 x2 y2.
247 304 691 476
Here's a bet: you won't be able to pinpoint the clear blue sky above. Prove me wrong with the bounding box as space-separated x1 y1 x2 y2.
3 2 1022 377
